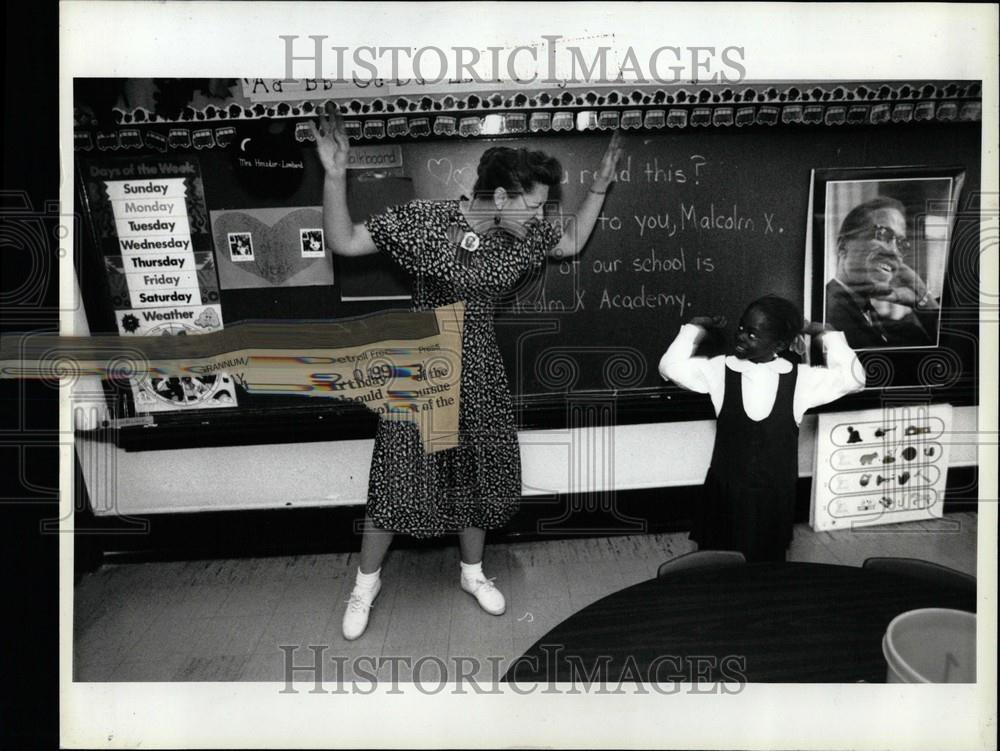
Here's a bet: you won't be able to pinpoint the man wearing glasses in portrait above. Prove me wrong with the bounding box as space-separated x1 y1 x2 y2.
825 196 940 349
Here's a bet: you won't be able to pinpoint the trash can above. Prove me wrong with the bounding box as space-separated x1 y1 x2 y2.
882 608 976 683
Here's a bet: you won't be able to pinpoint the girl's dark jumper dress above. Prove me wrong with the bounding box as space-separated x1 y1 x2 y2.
692 364 799 562
661 323 863 562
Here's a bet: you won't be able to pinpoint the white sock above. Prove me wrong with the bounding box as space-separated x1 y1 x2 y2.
355 567 381 591
460 560 484 582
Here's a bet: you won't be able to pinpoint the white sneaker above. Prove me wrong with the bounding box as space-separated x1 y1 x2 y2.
461 575 506 615
342 579 381 640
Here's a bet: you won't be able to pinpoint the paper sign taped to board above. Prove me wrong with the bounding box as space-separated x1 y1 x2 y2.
0 303 465 453
347 144 403 170
810 403 953 531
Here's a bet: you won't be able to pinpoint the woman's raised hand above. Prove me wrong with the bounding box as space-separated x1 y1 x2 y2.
307 102 350 179
592 130 624 192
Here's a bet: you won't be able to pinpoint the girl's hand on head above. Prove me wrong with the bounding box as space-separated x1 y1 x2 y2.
789 334 809 357
592 130 624 192
689 315 726 330
802 320 834 337
307 102 350 179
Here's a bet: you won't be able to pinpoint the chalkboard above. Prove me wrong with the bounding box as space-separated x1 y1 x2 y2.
392 125 980 398
76 119 981 431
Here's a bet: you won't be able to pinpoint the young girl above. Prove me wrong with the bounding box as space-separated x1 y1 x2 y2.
659 295 865 562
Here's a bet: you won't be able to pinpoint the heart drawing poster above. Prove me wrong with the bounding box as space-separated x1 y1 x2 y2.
210 206 334 289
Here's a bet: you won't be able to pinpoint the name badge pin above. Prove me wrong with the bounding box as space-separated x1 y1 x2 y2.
460 232 481 252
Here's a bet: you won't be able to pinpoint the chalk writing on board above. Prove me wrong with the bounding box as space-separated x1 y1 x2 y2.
680 203 757 232
417 143 784 321
597 207 782 238
599 289 687 312
426 158 476 192
579 153 711 185
425 154 713 190
591 248 695 274
507 288 575 314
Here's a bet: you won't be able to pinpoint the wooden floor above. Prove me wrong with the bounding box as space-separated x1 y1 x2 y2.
73 512 978 682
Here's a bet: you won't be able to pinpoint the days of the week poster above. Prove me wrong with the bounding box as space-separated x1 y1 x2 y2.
81 155 237 412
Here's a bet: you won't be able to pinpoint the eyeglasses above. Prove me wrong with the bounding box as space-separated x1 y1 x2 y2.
840 224 911 252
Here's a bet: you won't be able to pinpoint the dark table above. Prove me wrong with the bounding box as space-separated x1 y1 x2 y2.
504 562 976 683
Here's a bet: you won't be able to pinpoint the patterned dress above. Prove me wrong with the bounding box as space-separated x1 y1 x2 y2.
364 200 561 537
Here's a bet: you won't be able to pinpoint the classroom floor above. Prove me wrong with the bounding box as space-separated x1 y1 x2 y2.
73 512 978 682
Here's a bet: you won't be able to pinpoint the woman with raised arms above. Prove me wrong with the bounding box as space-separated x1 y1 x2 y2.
310 105 623 639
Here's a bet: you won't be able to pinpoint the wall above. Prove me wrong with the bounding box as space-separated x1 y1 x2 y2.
76 406 978 516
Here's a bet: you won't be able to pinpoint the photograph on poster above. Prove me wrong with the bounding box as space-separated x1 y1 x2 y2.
227 230 255 262
815 167 966 351
300 228 325 258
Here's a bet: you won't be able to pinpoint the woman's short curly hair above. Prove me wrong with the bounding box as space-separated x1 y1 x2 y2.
472 146 562 197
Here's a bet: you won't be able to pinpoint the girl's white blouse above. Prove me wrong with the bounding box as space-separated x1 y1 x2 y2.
658 324 866 424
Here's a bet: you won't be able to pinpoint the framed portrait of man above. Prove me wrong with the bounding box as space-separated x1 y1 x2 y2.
810 166 966 351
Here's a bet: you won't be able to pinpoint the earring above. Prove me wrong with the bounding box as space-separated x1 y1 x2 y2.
494 213 501 226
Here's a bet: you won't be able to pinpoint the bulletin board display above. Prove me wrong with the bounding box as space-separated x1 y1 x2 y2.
74 118 981 437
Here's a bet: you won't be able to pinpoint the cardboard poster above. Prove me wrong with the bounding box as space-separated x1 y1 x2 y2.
811 403 953 531
210 206 334 289
1 303 465 453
